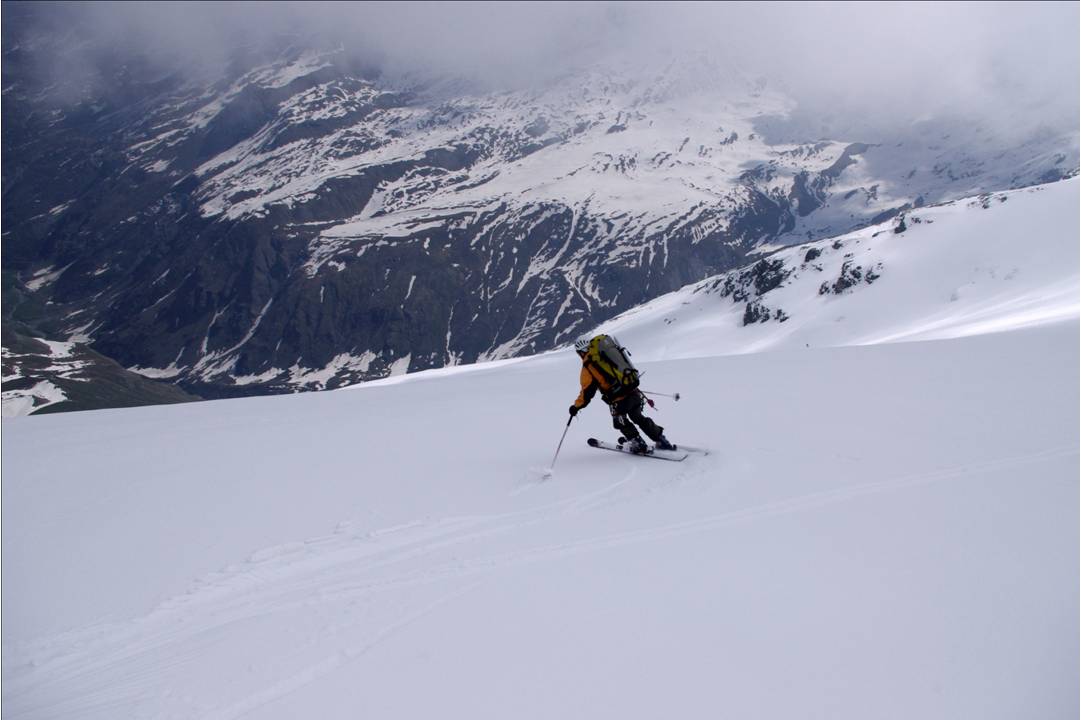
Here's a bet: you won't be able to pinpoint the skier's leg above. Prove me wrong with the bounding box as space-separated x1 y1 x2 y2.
628 393 676 450
627 394 664 442
610 402 649 453
609 395 639 441
611 402 641 440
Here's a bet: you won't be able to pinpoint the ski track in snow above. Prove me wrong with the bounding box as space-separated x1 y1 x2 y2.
5 442 1073 718
199 582 482 720
3 469 647 717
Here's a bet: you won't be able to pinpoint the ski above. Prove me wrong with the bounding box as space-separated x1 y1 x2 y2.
587 437 689 461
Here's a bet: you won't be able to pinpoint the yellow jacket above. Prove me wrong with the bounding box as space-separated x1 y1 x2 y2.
573 359 629 408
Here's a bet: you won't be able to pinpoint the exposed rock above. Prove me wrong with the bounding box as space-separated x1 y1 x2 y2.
819 260 884 295
742 301 771 326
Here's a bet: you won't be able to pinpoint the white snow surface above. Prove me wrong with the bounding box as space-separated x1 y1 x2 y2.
597 178 1081 361
24 264 72 292
2 180 1078 718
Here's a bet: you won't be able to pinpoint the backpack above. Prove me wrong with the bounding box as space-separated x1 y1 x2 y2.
586 334 640 398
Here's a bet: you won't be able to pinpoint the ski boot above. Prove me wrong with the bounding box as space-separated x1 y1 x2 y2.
624 436 650 455
654 435 677 451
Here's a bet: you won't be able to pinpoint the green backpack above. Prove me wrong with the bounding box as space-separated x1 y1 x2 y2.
587 334 640 397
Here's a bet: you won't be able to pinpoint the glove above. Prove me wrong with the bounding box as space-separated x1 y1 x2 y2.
568 405 579 417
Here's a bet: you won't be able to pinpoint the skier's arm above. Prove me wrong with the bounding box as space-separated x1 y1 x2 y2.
574 366 599 409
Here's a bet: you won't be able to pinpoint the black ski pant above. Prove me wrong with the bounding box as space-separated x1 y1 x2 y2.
608 392 664 443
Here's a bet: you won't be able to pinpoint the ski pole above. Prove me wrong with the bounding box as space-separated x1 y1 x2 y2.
549 415 574 471
643 390 680 401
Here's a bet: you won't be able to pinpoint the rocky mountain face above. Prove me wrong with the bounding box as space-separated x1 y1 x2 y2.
3 13 1077 414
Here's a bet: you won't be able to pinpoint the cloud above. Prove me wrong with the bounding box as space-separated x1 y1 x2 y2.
606 2 1079 138
8 1 1078 138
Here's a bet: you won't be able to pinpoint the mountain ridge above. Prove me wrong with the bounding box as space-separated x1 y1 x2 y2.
3 29 1077 412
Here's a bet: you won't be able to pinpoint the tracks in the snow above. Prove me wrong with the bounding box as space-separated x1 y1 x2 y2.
4 444 1073 718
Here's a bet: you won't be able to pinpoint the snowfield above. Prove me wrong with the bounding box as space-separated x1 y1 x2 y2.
2 179 1078 718
597 178 1081 359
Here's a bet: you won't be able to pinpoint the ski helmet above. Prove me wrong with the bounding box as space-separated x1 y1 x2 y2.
574 336 591 354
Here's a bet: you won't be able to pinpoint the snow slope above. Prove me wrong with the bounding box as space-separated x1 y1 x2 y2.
2 182 1078 719
597 177 1080 360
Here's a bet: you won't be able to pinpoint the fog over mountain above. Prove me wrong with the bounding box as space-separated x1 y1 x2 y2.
12 1 1079 137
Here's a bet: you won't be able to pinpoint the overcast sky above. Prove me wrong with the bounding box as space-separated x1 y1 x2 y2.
9 1 1079 138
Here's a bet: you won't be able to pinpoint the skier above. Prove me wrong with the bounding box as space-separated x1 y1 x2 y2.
568 334 677 454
